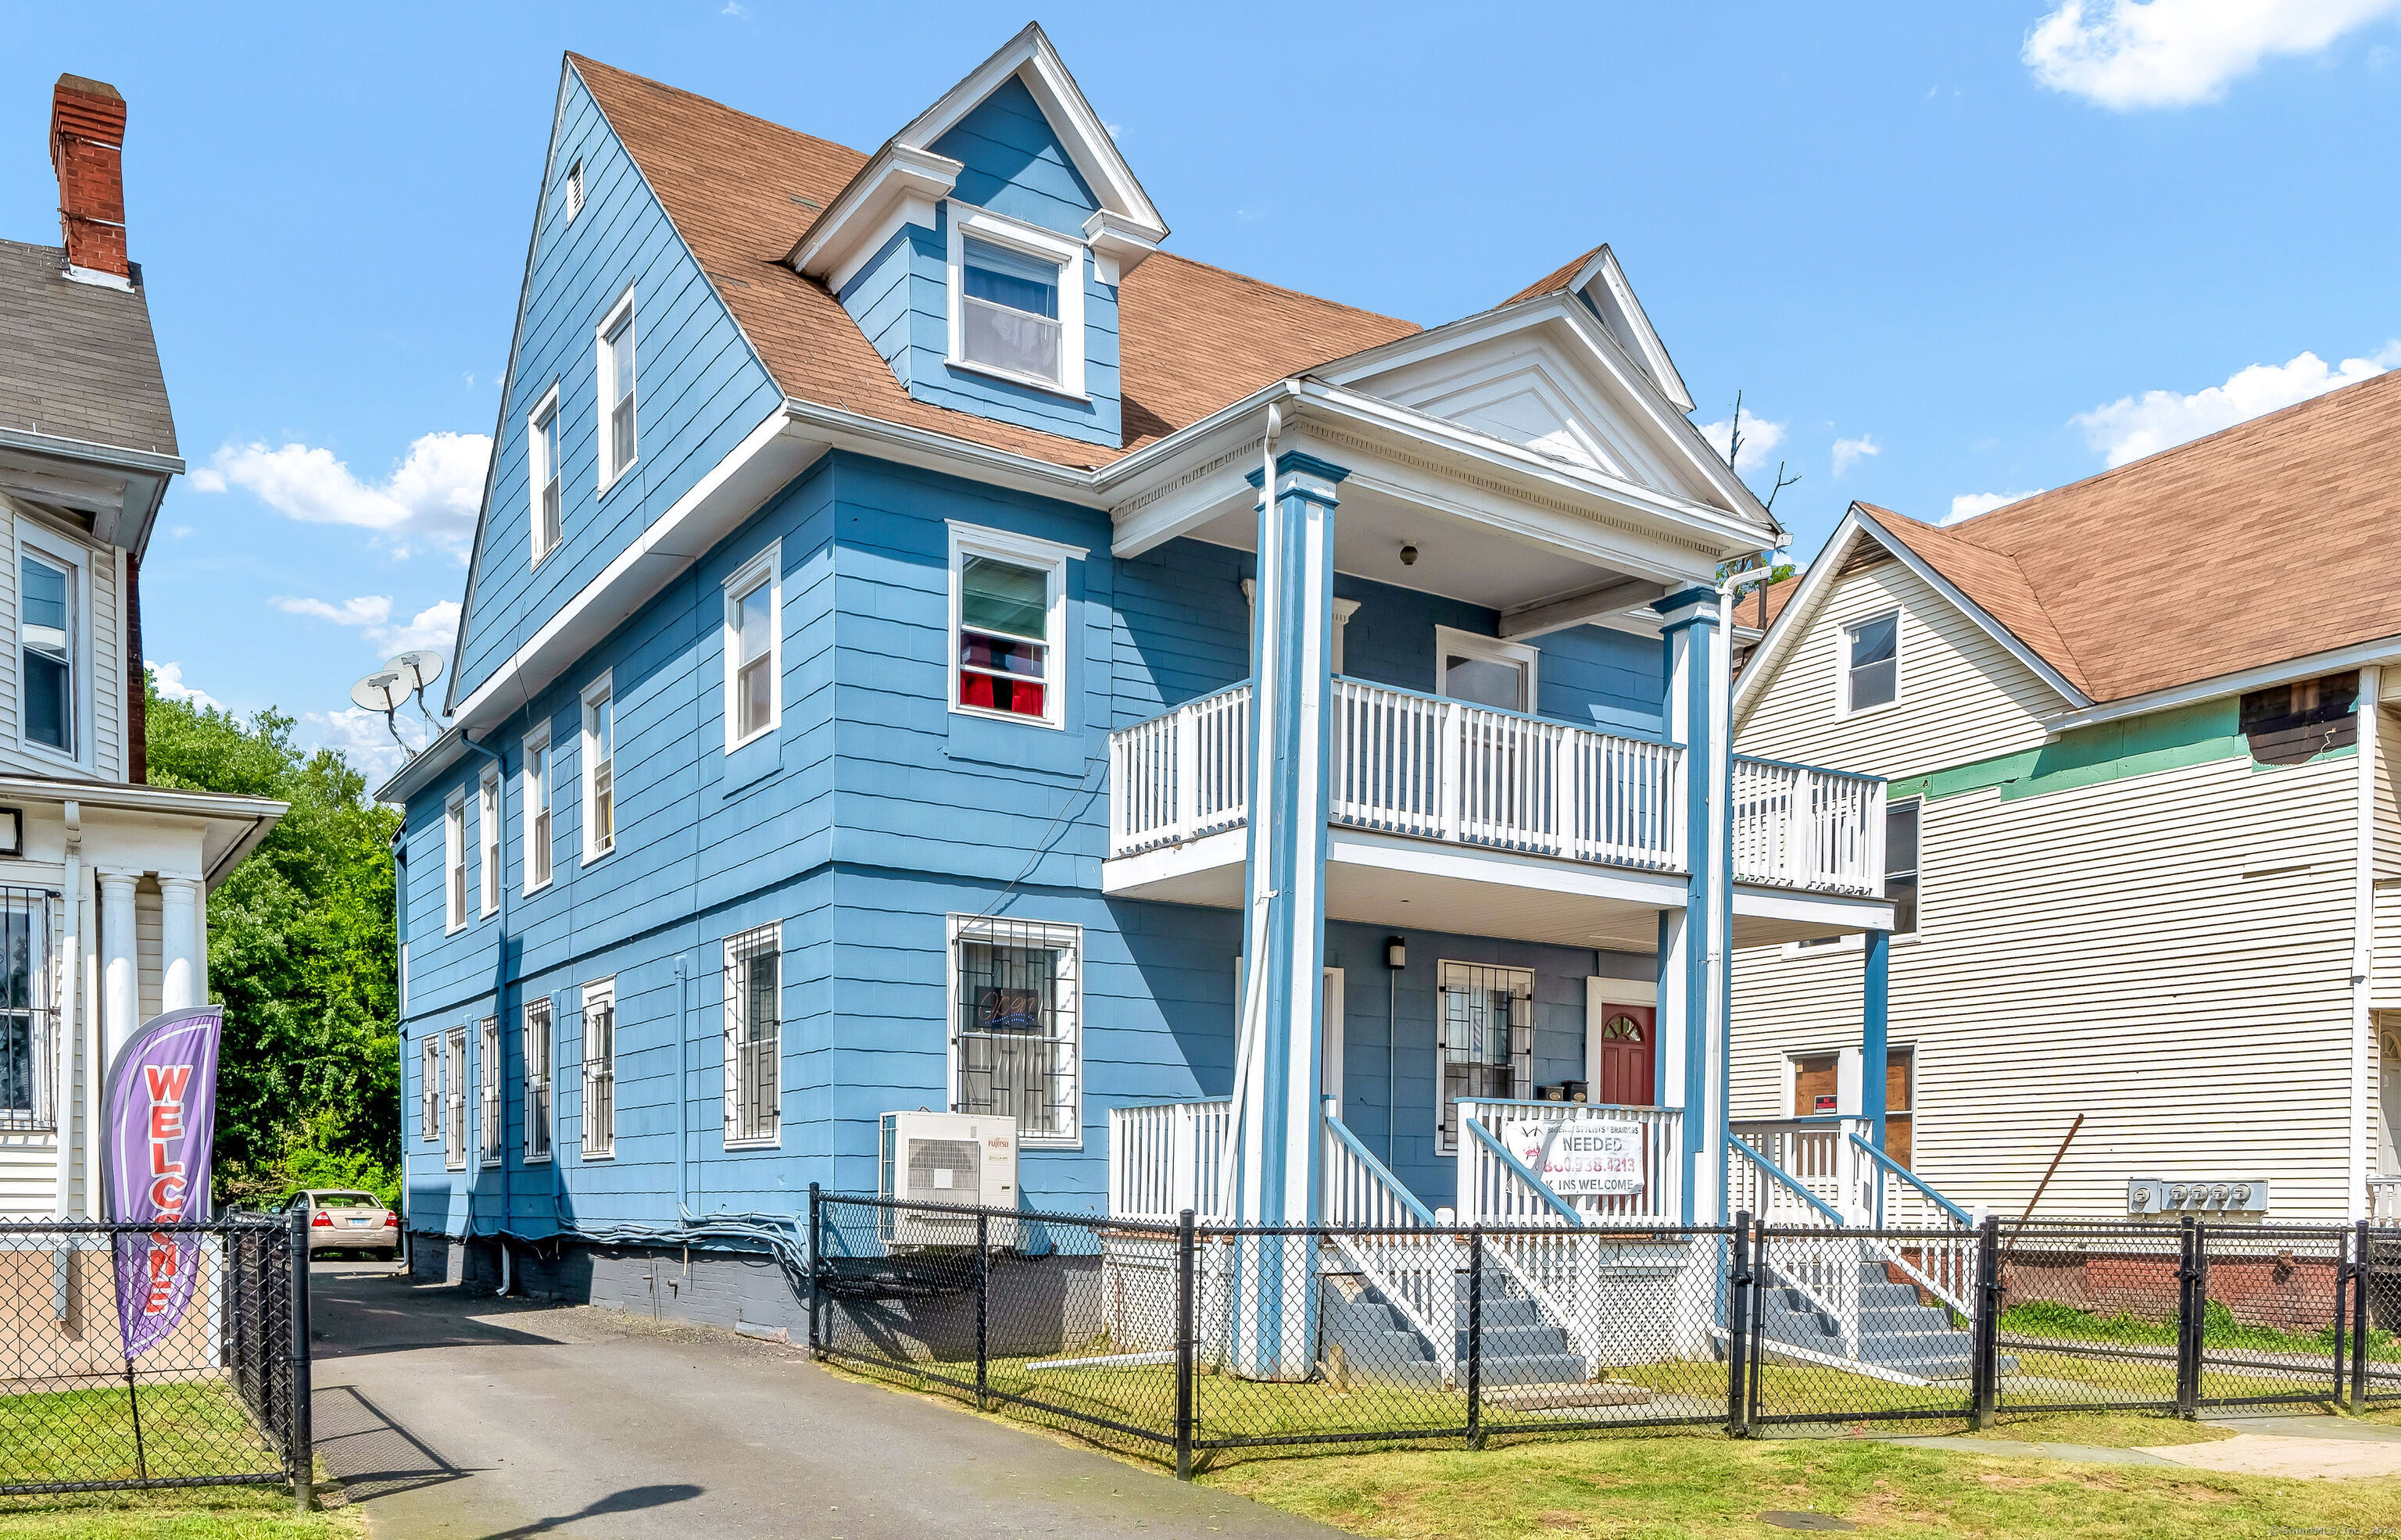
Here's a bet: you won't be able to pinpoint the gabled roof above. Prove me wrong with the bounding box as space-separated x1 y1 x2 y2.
1744 366 2401 716
0 237 176 459
1493 243 1694 413
569 54 1417 472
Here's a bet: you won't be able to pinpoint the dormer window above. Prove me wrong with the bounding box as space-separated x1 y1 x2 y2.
945 205 1085 398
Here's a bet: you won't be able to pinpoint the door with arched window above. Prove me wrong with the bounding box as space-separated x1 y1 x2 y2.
1591 1004 1655 1107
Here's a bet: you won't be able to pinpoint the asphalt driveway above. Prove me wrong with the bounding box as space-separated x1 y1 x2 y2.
307 1260 1347 1538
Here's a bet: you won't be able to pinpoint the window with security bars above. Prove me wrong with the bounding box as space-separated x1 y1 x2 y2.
478 1016 502 1167
1437 961 1532 1152
443 1026 467 1170
581 987 616 1158
723 926 781 1146
0 889 56 1132
952 915 1079 1144
524 998 553 1162
420 1037 438 1142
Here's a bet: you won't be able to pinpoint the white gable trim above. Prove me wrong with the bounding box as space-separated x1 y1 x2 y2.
1576 247 1694 413
1732 509 2089 736
787 144 961 288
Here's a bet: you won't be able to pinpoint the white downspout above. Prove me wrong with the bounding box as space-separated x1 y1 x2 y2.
2353 666 2381 1221
53 802 81 1219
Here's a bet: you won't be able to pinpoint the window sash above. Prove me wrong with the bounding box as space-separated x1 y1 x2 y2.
534 407 562 557
582 999 615 1156
526 741 553 888
1847 614 1899 711
1885 800 1921 934
479 775 501 914
587 691 615 856
420 1038 439 1142
732 576 775 741
20 554 71 754
951 544 1058 724
524 1001 553 1161
952 918 1079 1142
445 801 467 930
444 1027 467 1169
605 315 636 476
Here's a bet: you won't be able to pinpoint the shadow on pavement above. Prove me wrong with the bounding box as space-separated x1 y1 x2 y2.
313 1382 481 1502
476 1482 706 1539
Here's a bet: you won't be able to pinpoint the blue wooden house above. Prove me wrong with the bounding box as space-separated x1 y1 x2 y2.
386 28 1916 1359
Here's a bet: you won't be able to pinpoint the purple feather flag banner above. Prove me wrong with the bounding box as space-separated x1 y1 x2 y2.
102 1006 224 1363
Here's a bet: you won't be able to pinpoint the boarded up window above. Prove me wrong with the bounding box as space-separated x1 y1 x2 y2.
2240 672 2357 766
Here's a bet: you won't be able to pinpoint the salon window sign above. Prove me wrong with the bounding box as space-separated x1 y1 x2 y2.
1505 1116 1645 1195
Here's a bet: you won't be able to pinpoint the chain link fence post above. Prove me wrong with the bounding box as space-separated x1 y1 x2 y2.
287 1206 315 1515
807 1182 825 1361
2353 1218 2374 1413
1465 1226 1484 1449
974 1209 990 1413
1726 1213 1753 1438
1175 1209 1195 1481
1970 1213 2001 1431
2174 1217 2202 1417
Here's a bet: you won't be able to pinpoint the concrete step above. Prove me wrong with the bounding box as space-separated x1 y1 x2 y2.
1476 1352 1592 1388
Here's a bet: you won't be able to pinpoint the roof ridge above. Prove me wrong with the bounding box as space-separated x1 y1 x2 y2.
1852 502 2095 695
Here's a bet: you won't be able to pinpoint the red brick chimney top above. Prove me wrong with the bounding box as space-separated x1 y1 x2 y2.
51 73 130 280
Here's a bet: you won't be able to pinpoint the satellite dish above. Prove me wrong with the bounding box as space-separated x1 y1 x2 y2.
351 670 407 714
385 650 443 695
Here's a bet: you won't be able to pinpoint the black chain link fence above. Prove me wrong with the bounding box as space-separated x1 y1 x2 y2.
0 1214 312 1503
811 1190 2399 1474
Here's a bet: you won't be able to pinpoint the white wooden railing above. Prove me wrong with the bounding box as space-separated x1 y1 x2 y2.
1730 757 1885 896
1108 684 1251 856
2373 1177 2401 1223
1107 1099 1231 1222
1321 1102 1458 1385
1455 1099 1684 1227
1730 1117 1877 1222
1729 1121 1977 1331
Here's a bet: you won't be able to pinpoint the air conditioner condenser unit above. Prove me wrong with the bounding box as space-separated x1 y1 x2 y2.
879 1110 1018 1249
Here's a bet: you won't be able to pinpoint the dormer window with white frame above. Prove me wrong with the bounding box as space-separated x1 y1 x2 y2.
596 290 637 489
528 384 562 564
946 205 1084 398
948 521 1082 730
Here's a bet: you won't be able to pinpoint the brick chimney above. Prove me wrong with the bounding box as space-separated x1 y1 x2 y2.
50 73 129 280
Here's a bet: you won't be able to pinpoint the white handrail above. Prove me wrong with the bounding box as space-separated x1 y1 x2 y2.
1109 685 1251 856
1319 1103 1457 1384
2370 1177 2401 1223
1730 1118 1877 1223
1454 1099 1683 1227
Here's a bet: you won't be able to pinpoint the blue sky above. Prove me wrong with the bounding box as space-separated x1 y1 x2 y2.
5 2 2398 780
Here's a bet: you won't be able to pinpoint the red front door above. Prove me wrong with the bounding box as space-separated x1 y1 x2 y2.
1594 1005 1656 1107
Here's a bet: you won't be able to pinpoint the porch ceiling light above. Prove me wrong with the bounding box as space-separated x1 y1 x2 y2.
1400 544 1419 566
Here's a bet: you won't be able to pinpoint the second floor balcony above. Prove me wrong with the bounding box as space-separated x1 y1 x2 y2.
1104 677 1888 948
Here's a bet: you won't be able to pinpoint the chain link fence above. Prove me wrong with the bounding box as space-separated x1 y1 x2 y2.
811 1191 2399 1474
0 1213 312 1504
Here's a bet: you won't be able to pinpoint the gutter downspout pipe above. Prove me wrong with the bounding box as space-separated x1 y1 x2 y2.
55 802 81 1218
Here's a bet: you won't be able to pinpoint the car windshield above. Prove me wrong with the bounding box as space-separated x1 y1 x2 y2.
316 1193 379 1209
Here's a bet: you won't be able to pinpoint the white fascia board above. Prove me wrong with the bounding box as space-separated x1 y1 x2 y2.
1582 247 1695 413
2038 632 2401 735
375 723 469 808
1083 209 1161 284
778 396 1105 505
787 144 961 284
893 23 1167 240
0 776 288 889
1857 514 2091 712
1730 882 1894 933
1327 826 1689 909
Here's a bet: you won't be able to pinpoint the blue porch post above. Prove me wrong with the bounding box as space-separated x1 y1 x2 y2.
1862 929 1890 1150
1228 447 1346 1379
1656 585 1730 1225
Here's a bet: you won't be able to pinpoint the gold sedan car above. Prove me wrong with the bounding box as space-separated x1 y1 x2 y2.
292 1190 399 1260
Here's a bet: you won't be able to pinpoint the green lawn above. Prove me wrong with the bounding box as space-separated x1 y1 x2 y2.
2001 1298 2401 1363
0 1488 357 1540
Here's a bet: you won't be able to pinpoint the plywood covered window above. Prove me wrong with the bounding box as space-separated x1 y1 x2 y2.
1437 961 1532 1152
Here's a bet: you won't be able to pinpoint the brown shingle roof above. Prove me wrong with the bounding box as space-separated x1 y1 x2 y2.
1501 245 1604 308
569 55 1419 471
1855 366 2401 704
0 238 176 458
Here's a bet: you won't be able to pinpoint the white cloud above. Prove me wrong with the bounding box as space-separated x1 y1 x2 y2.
2024 0 2401 109
1830 434 1880 477
300 706 432 791
1945 490 2041 524
192 431 491 559
1697 413 1788 473
2071 343 2401 466
272 594 462 661
146 661 224 713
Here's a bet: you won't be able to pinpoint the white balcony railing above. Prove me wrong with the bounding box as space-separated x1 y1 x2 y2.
1111 679 1884 897
2373 1177 2401 1224
1730 757 1885 896
1728 1117 1876 1224
1107 1099 1231 1223
1455 1098 1684 1227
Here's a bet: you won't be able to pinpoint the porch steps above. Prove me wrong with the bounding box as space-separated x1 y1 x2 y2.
1759 1263 2016 1381
1319 1272 1595 1392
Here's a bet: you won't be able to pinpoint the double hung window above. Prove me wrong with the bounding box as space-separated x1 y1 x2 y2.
1845 611 1899 713
444 792 467 933
523 999 553 1162
950 916 1079 1145
598 294 637 485
961 238 1062 384
583 678 615 859
478 769 502 916
20 553 72 755
581 982 616 1158
420 1038 439 1143
478 1016 502 1167
949 524 1075 728
0 892 54 1131
1884 799 1921 935
529 390 562 563
723 926 781 1147
725 549 779 747
443 1026 467 1170
523 730 553 891
1437 961 1532 1152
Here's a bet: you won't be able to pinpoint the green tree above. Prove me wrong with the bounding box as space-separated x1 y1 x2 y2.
144 678 401 1205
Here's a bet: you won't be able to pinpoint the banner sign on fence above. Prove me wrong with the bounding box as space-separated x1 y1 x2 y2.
102 1005 225 1361
1505 1115 1644 1196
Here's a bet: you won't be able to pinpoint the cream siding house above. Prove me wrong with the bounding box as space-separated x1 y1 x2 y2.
1732 370 2401 1225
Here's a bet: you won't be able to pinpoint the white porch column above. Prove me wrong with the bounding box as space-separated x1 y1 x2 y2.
159 876 202 1012
98 872 139 1060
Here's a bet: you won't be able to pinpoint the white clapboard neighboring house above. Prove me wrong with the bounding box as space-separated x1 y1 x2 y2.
1730 367 2401 1226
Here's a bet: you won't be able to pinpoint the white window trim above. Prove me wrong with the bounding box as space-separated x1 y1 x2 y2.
1433 626 1540 715
1837 608 1902 719
14 522 93 772
478 1016 503 1168
419 1036 439 1143
523 997 554 1163
443 790 467 934
443 1025 467 1171
580 978 617 1160
944 202 1088 400
581 673 617 864
595 287 638 492
1779 798 1923 958
722 924 784 1150
527 381 563 566
946 520 1083 732
1433 958 1535 1156
522 725 554 895
478 767 502 918
945 913 1084 1150
722 543 782 752
1242 580 1358 674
